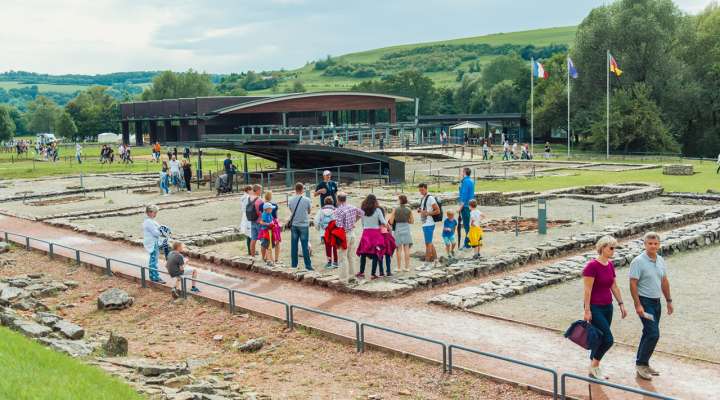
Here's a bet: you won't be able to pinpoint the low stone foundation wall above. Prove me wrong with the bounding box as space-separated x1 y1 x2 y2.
663 164 694 175
430 218 720 309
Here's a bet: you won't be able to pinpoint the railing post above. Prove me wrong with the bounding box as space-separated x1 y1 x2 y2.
140 267 147 288
181 278 188 299
358 164 363 185
75 249 81 265
48 243 54 259
25 237 30 250
228 290 235 314
105 258 112 276
4 232 8 242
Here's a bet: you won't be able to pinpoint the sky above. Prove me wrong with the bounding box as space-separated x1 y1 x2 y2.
0 0 712 75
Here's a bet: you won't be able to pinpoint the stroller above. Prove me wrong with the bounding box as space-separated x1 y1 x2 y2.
216 174 232 195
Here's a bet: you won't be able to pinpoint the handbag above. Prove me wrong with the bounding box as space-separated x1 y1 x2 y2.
564 320 593 350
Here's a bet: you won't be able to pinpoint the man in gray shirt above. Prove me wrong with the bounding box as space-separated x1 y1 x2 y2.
288 182 313 270
629 232 673 380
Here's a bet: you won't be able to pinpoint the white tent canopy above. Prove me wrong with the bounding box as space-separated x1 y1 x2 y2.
97 132 121 143
449 121 483 130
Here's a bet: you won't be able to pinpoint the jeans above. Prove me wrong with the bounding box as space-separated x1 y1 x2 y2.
460 206 471 247
377 254 392 276
636 297 662 366
589 304 614 361
160 175 169 194
148 244 160 281
290 226 312 270
359 254 378 275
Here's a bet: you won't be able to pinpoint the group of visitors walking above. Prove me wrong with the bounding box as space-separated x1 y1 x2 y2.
578 232 673 382
159 154 192 195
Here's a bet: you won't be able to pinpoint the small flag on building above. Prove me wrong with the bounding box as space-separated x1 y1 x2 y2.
567 57 578 79
533 61 549 79
609 54 622 77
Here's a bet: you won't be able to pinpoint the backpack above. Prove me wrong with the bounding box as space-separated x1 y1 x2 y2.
422 195 443 223
319 212 333 230
245 198 260 221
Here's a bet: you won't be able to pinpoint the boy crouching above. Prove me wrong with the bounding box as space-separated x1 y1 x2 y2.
166 241 200 298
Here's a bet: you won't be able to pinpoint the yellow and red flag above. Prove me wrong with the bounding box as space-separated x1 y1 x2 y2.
609 54 622 77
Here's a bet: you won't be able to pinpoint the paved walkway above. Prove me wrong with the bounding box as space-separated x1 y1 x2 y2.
1 214 717 399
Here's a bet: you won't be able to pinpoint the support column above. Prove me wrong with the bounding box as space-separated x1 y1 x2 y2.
134 120 143 146
285 149 292 188
196 119 205 142
369 109 377 125
149 121 158 144
179 119 190 142
163 120 172 142
389 107 397 124
121 121 130 145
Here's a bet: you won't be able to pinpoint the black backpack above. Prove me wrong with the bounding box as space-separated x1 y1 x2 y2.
245 197 260 221
422 195 443 223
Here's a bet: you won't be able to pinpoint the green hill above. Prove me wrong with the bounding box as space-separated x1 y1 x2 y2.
268 26 577 93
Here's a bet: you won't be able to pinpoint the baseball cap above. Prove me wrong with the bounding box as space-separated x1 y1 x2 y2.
323 170 331 176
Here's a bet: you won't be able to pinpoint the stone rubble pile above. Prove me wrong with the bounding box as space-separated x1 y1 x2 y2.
96 358 270 400
430 217 720 309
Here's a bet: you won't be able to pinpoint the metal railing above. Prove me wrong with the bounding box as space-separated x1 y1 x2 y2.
561 373 677 400
0 229 682 400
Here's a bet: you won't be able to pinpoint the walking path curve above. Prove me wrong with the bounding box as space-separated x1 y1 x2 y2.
1 214 716 399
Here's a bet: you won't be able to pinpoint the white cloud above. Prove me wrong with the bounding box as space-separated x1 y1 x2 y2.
0 0 713 75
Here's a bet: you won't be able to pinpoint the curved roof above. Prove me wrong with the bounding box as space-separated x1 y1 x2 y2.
210 91 414 115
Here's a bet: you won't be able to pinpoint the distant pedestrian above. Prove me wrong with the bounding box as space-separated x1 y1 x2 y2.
223 153 235 191
418 183 441 264
247 184 264 258
288 183 313 270
314 196 337 269
482 141 489 160
75 143 82 164
630 232 673 381
314 170 338 207
153 142 161 162
183 146 191 160
503 140 510 160
334 192 363 282
442 210 458 258
512 141 518 160
356 194 388 279
468 200 484 259
457 167 474 248
169 155 182 191
581 235 627 380
259 202 277 266
544 142 551 159
388 195 414 272
264 191 281 264
182 159 192 191
239 185 253 255
143 204 166 284
167 241 199 298
159 161 170 196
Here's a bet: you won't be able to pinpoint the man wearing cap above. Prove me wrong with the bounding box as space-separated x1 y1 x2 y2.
315 170 338 207
333 192 363 281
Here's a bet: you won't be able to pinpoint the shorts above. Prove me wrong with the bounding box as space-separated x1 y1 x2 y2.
171 267 195 286
260 238 270 249
251 222 260 241
422 224 435 244
442 235 456 246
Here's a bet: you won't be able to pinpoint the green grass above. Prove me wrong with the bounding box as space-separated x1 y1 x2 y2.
256 26 577 94
0 145 276 180
0 81 92 94
425 159 719 193
0 326 143 400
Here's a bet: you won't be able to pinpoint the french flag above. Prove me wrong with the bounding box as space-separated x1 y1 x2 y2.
533 61 549 79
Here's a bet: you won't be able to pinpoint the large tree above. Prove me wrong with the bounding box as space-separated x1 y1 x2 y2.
589 83 678 153
65 86 118 137
55 111 78 140
0 105 15 141
141 69 215 100
25 96 61 133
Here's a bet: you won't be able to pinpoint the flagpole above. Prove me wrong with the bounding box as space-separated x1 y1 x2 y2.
567 57 571 159
606 50 610 160
530 57 534 158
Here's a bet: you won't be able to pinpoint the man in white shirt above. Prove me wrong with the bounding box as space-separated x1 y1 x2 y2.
169 155 182 191
418 183 440 263
142 204 166 284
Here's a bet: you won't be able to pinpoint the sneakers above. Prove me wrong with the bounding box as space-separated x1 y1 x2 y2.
589 366 608 380
171 289 179 299
325 262 332 269
151 279 167 285
355 272 365 279
190 286 200 293
636 366 653 381
646 365 660 376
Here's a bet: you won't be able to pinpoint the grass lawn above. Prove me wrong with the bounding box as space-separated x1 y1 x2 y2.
0 327 142 400
0 81 91 94
0 145 276 180
425 159 720 194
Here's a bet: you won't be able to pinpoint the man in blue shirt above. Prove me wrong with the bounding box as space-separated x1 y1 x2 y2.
457 167 475 248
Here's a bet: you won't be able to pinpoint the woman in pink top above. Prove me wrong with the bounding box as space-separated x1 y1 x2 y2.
582 235 628 381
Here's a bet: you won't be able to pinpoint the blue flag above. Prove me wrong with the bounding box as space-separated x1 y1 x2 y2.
567 57 578 79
